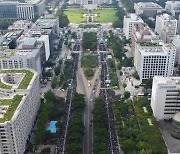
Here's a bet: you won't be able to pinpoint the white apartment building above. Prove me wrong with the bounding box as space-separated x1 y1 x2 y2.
134 2 162 17
172 35 180 65
123 13 144 39
155 14 178 36
0 69 40 154
134 42 176 81
151 76 180 120
165 1 180 17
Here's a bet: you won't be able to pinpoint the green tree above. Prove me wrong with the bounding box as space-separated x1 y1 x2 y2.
58 10 69 28
123 83 127 89
124 91 130 99
54 65 61 76
82 32 97 51
51 76 58 89
143 78 153 89
121 139 136 153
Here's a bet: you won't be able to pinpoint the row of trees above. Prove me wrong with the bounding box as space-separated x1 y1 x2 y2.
51 60 62 89
57 10 69 28
0 20 13 30
34 91 64 145
112 97 146 153
93 97 109 154
66 93 86 153
134 97 167 154
82 32 97 51
107 58 119 88
113 6 126 28
61 59 73 89
112 95 167 153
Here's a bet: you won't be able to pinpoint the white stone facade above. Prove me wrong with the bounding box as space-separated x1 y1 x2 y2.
151 76 180 120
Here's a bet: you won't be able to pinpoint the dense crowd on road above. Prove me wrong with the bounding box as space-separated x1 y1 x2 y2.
99 53 121 154
57 53 79 154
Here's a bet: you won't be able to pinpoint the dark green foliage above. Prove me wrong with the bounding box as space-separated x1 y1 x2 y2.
93 97 109 154
66 94 85 154
58 10 69 28
34 91 64 145
82 32 97 51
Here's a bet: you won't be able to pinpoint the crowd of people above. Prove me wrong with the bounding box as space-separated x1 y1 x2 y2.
57 53 79 154
100 53 120 154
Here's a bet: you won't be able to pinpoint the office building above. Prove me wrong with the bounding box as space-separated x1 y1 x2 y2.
8 20 32 32
0 1 18 19
134 42 176 81
151 76 180 120
131 22 159 55
0 69 40 154
165 1 180 18
0 0 45 20
178 15 180 34
155 14 178 37
172 35 180 65
123 13 144 39
134 2 162 17
0 39 42 75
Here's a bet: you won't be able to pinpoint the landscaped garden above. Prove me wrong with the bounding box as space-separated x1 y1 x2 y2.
0 69 34 89
64 9 86 23
64 8 117 23
0 95 23 123
112 96 167 154
94 9 118 23
81 32 98 79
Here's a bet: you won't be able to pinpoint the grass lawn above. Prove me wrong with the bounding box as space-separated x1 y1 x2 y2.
0 95 23 123
64 9 86 23
81 54 98 79
0 70 34 89
81 54 98 68
94 8 118 23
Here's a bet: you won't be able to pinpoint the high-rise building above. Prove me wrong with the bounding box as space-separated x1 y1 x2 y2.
0 0 45 20
172 35 180 65
134 42 176 81
0 69 40 154
0 39 43 75
165 1 180 18
151 76 180 120
131 22 158 55
178 15 180 34
155 14 178 36
134 2 162 17
123 13 144 40
0 2 18 19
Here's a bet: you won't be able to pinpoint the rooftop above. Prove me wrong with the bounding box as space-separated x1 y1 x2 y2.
126 13 144 22
138 42 161 47
35 18 57 29
158 13 176 21
136 2 162 9
23 38 36 46
154 76 180 85
0 95 23 123
0 69 34 89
